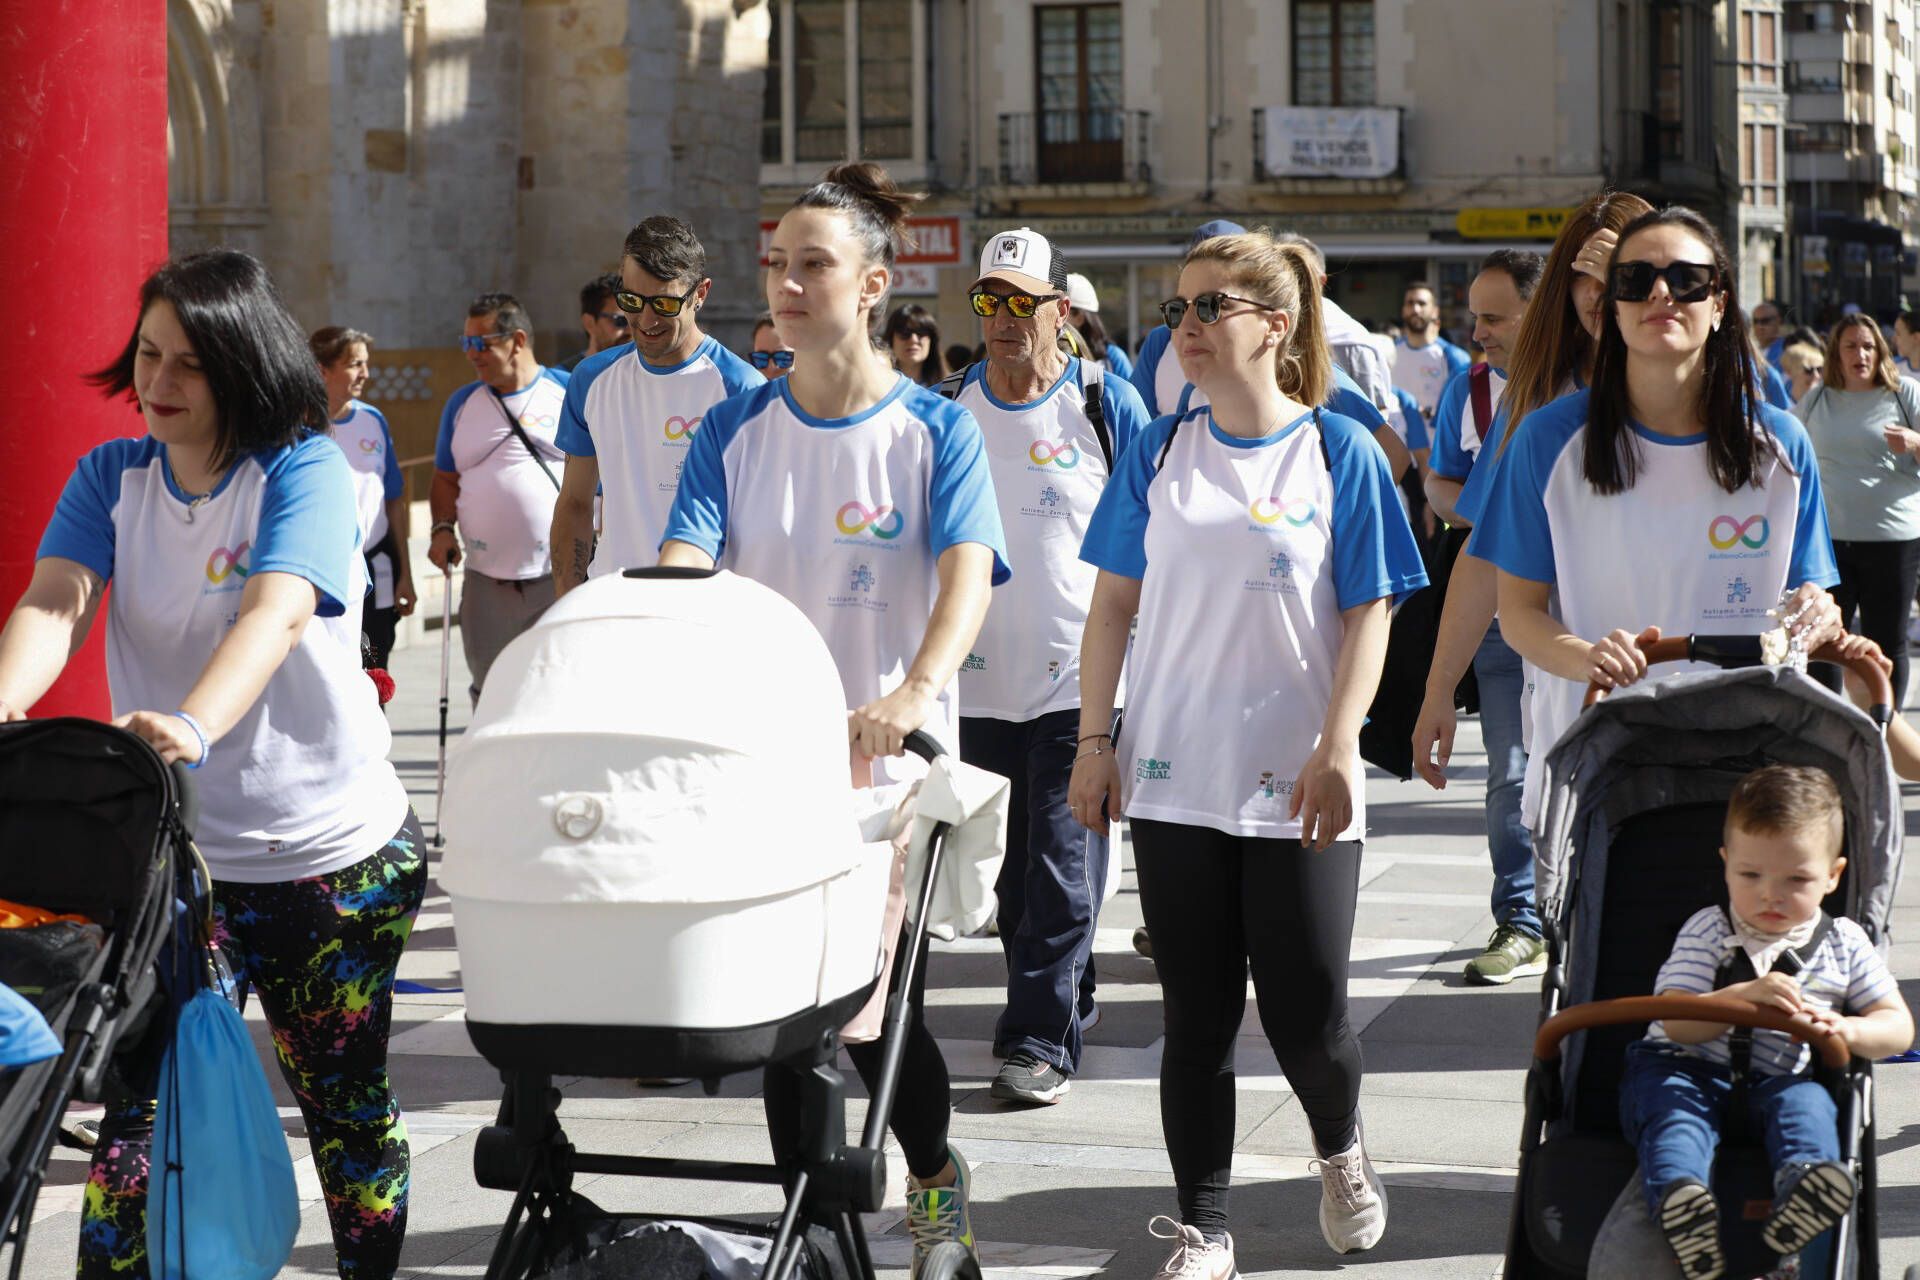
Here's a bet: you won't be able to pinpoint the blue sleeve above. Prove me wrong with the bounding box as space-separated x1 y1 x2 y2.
1131 326 1170 416
1106 344 1134 381
371 407 404 499
254 435 362 618
1466 397 1583 583
659 390 754 559
1766 408 1841 589
1426 370 1474 480
1445 341 1471 380
924 401 1012 586
36 439 145 582
1451 406 1509 527
435 384 477 472
1761 364 1792 410
1395 390 1430 452
1324 366 1387 431
1081 415 1177 580
1323 414 1429 609
554 356 602 458
713 344 768 398
1100 370 1150 468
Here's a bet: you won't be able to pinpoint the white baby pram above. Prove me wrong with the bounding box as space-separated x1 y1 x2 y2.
440 567 1000 1280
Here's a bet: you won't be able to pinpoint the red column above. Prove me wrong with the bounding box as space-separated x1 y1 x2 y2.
0 3 169 717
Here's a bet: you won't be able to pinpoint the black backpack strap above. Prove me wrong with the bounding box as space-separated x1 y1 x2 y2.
936 364 972 400
1152 416 1181 474
487 391 561 492
1080 359 1114 472
1468 362 1493 453
1314 407 1332 471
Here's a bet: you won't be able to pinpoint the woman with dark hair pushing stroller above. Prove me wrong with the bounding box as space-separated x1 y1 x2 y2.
0 250 424 1279
1474 205 1847 825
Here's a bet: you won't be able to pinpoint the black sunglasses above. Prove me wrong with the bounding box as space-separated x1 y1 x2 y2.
970 289 1060 319
750 349 794 370
596 311 630 329
614 285 700 317
1609 260 1718 305
1158 292 1276 328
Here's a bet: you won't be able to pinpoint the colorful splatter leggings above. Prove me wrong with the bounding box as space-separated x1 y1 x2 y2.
80 810 427 1280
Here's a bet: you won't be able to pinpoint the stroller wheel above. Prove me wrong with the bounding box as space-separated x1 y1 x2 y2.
917 1243 982 1280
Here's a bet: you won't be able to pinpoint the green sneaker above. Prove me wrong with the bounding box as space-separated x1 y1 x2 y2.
905 1146 977 1278
1463 924 1546 985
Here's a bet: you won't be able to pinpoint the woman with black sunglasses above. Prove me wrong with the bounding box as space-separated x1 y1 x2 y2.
1070 228 1425 1275
1476 206 1844 831
749 312 795 378
1791 312 1920 705
885 302 946 387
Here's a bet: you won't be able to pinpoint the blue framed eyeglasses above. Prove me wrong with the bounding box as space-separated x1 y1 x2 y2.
750 350 795 370
460 331 512 355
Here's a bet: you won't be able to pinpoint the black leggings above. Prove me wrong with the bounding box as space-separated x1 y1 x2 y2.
1827 537 1920 706
1132 818 1364 1238
763 927 952 1181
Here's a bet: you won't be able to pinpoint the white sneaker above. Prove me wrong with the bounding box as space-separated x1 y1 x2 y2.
1147 1215 1237 1279
1309 1131 1387 1253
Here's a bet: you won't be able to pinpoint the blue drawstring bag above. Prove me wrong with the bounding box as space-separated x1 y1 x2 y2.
146 985 299 1280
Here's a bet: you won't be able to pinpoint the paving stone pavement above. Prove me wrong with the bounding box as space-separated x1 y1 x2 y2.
15 611 1920 1277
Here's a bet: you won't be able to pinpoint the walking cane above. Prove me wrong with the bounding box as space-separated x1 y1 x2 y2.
433 565 453 849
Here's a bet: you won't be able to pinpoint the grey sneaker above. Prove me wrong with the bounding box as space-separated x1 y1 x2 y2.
991 1051 1071 1105
1762 1160 1854 1257
905 1146 977 1278
1656 1180 1724 1280
1463 924 1546 985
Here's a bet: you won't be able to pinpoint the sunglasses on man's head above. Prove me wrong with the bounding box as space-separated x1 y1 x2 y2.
970 289 1059 319
1609 261 1718 305
750 349 795 370
459 331 512 354
1157 292 1276 328
615 285 699 318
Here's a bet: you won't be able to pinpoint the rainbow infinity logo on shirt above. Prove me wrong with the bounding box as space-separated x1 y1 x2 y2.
835 501 905 540
1708 514 1770 551
356 437 382 454
663 415 703 441
205 542 253 584
1028 440 1081 469
1249 497 1317 528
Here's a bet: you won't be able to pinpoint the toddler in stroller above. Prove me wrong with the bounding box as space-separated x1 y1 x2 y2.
1621 765 1912 1280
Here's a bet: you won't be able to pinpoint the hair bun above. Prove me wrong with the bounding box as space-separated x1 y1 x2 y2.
821 162 923 252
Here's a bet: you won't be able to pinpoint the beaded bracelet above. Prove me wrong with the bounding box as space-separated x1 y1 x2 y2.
430 520 458 536
174 710 209 770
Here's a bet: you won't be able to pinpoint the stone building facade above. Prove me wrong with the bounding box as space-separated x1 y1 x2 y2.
167 0 771 481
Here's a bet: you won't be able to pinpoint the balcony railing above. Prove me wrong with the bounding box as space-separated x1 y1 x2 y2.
995 110 1151 188
1251 106 1406 182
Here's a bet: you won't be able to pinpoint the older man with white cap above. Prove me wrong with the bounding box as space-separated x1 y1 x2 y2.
945 227 1151 1106
1065 272 1133 381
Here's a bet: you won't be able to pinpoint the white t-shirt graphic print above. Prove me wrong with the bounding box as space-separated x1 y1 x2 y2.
38 435 409 881
1472 390 1838 823
554 336 763 578
662 376 1011 777
954 358 1148 721
1080 406 1428 840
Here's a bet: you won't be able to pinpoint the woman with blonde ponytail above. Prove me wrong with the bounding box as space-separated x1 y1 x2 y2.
1069 230 1426 1276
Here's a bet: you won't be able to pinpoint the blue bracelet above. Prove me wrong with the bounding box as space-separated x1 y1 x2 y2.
174 711 209 770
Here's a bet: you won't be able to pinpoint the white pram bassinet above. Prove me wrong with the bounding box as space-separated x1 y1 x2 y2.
440 568 894 1078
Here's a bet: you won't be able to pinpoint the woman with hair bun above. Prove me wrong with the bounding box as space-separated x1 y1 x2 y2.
1070 228 1426 1275
661 162 1007 1278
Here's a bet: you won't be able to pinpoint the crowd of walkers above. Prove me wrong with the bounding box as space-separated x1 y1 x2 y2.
4 156 1918 1279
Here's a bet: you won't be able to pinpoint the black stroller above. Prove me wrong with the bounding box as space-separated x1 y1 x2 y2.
0 718 199 1277
1505 638 1906 1279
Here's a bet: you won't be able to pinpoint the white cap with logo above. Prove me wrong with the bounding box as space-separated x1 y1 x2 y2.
1066 273 1100 313
973 227 1069 297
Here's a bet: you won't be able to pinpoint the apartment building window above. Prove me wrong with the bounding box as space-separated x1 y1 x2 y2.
1738 9 1780 87
1742 122 1782 206
761 0 925 169
1293 2 1375 107
1036 4 1123 183
1790 59 1845 93
1788 121 1852 150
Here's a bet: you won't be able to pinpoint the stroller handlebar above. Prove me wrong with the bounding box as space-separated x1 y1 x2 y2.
1532 994 1851 1070
169 761 198 835
1580 634 1896 720
902 729 945 763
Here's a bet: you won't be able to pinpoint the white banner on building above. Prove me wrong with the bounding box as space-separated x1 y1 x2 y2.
1261 107 1399 179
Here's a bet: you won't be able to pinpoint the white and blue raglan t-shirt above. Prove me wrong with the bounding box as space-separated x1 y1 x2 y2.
1472 389 1839 823
37 435 410 883
329 399 404 551
1080 405 1428 840
1130 325 1192 419
1428 365 1508 483
661 375 1011 772
434 367 570 581
554 336 763 579
1392 335 1470 420
955 358 1149 721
